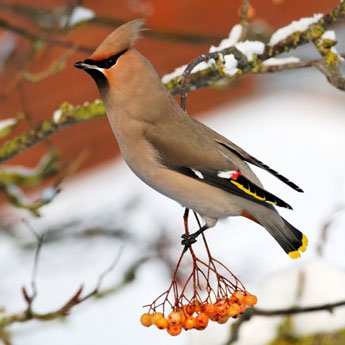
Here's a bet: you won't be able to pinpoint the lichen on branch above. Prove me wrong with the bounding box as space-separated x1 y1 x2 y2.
0 101 106 164
0 1 344 165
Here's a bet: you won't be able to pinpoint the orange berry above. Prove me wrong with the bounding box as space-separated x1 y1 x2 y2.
232 291 245 304
195 312 209 329
239 303 247 314
215 303 228 316
244 294 258 306
140 313 153 327
191 300 202 313
203 303 217 318
167 311 181 325
179 310 186 325
227 303 241 317
167 324 182 336
155 317 168 329
183 304 195 316
209 314 218 322
151 312 164 325
217 314 230 324
183 316 197 330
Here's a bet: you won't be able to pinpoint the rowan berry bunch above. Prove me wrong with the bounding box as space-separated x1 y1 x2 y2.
140 211 258 336
140 291 257 336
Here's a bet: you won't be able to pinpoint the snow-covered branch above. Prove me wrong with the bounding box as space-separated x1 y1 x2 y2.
0 0 344 211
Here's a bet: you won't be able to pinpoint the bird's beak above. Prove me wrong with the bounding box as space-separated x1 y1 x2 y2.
74 61 90 70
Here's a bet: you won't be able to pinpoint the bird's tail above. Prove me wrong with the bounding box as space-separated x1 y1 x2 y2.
243 208 308 259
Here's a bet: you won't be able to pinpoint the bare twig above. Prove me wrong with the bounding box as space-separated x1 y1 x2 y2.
1 1 345 164
179 47 248 110
22 49 76 83
225 300 345 345
91 16 219 44
0 245 126 329
315 60 345 90
0 101 105 163
176 1 345 110
239 0 251 40
79 246 124 302
0 2 219 44
0 19 93 53
21 219 44 306
316 204 345 257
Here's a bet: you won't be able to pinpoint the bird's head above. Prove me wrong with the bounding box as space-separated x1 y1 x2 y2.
74 18 146 91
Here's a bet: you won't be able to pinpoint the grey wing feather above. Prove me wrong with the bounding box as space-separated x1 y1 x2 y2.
193 118 303 192
144 114 292 209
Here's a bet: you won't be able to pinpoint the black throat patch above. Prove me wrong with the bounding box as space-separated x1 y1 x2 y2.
84 68 109 91
81 50 128 92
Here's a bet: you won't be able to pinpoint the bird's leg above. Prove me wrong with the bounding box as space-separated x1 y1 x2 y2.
183 208 190 235
181 224 209 249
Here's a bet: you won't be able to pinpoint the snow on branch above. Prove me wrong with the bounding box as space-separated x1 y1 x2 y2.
166 0 345 109
0 1 344 166
268 13 323 46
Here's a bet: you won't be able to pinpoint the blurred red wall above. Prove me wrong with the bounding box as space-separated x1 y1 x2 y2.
0 0 339 172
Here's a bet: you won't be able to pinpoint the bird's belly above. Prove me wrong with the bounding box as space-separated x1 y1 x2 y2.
116 135 242 220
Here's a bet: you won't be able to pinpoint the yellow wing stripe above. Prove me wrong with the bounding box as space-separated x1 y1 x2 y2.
288 234 308 259
230 180 277 204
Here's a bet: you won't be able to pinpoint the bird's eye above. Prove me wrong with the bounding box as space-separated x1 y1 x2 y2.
91 50 127 69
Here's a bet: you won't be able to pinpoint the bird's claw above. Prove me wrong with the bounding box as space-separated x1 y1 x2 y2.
181 233 198 251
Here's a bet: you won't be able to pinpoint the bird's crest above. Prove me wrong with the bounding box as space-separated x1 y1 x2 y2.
90 18 146 61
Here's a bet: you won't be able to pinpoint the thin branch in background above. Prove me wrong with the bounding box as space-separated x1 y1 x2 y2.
94 255 151 299
239 0 250 40
0 19 93 53
80 245 124 302
295 270 305 302
21 219 44 307
0 2 220 44
91 16 220 44
179 47 248 111
22 49 76 83
0 2 344 164
0 243 127 329
17 81 56 155
0 101 106 164
315 60 345 90
225 299 345 345
316 204 345 257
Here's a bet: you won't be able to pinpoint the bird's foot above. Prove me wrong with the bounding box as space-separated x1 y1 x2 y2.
181 232 198 249
181 225 208 252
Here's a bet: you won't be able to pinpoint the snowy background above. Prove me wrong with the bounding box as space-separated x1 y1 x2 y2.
1 65 345 344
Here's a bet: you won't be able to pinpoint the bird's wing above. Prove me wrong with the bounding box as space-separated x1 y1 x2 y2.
144 117 292 210
188 118 303 193
173 166 292 209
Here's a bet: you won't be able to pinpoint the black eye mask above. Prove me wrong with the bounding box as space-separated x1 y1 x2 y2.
84 49 127 69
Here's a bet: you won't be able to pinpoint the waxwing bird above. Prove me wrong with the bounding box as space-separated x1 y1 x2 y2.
74 19 308 259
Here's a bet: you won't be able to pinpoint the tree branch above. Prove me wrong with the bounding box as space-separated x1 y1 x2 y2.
0 19 93 53
0 101 105 163
225 300 345 345
0 1 344 164
0 3 219 45
239 0 250 40
0 236 126 330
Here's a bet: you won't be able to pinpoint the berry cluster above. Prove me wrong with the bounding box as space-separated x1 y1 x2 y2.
140 291 257 336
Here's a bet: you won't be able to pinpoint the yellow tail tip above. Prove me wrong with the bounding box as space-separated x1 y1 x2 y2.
288 234 308 259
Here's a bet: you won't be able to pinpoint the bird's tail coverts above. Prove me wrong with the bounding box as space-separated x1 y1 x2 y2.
283 220 308 259
267 218 308 259
248 210 308 259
